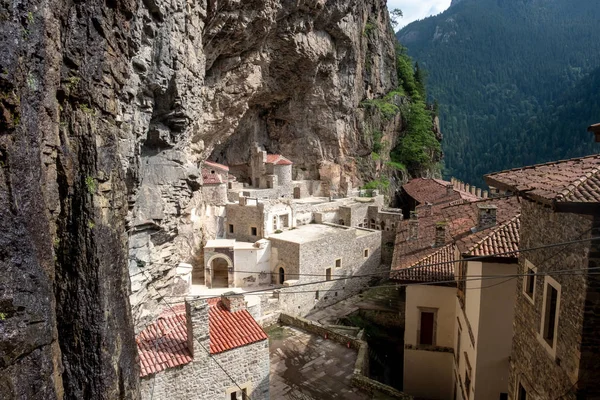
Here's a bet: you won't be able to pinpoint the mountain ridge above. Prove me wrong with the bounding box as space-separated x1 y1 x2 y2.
397 0 600 184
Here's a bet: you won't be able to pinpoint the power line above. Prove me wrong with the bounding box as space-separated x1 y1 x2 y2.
132 236 600 282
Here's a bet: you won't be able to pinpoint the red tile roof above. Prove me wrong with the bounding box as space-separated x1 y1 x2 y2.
485 154 600 205
204 160 230 172
460 215 520 258
265 154 293 165
136 306 192 378
391 196 521 281
208 298 268 354
402 178 479 206
202 168 224 185
391 244 456 282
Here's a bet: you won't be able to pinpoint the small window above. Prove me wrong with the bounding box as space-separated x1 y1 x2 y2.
464 353 472 398
335 258 342 268
418 309 436 346
517 382 527 400
251 227 257 236
542 279 560 348
456 326 462 363
325 268 332 281
523 260 536 302
363 249 369 258
272 216 277 230
315 290 319 300
228 224 234 234
229 387 248 400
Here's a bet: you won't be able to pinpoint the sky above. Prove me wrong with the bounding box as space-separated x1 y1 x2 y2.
387 0 452 29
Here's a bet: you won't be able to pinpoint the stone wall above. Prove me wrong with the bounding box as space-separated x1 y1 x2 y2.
508 199 593 399
274 164 292 186
226 203 265 242
140 300 270 400
201 184 228 206
276 225 383 316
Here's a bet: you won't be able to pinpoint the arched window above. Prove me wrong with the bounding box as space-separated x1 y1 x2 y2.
279 267 285 284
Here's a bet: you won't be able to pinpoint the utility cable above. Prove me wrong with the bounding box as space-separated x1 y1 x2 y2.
134 236 600 280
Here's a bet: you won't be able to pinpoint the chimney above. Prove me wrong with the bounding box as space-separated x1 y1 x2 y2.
482 190 489 199
446 183 454 196
420 202 432 217
465 184 470 194
186 299 211 357
477 204 497 229
588 123 600 143
239 194 247 206
435 222 446 247
408 212 419 240
221 292 246 313
476 188 482 197
470 186 476 195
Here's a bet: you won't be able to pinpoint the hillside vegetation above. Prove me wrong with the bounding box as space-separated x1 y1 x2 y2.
398 0 600 184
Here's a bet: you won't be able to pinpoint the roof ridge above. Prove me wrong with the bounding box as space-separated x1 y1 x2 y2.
485 153 600 178
440 194 513 211
556 166 600 202
466 214 520 255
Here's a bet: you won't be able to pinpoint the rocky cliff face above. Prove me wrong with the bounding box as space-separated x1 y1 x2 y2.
0 0 399 397
124 0 400 329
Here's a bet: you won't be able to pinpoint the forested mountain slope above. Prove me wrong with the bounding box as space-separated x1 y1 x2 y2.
398 0 600 184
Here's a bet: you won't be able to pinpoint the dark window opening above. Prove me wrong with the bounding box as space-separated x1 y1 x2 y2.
525 268 535 298
543 284 559 345
517 383 527 400
500 393 508 400
251 226 257 236
315 290 319 300
419 311 435 345
228 224 234 234
326 268 332 281
465 354 472 398
279 267 285 284
335 258 342 268
364 249 369 258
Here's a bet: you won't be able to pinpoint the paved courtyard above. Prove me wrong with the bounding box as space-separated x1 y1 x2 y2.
268 325 371 400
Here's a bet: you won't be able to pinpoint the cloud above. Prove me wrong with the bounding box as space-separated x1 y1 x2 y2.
387 0 452 29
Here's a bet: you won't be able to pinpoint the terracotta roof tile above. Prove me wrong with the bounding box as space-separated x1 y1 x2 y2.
485 154 600 204
208 298 268 354
265 154 293 165
202 168 224 185
402 178 479 206
391 244 456 282
461 215 520 258
391 196 521 281
136 308 192 378
204 160 230 172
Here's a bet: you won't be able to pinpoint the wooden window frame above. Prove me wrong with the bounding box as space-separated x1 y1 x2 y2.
335 258 342 268
538 275 561 358
523 259 536 304
325 267 332 281
417 307 438 346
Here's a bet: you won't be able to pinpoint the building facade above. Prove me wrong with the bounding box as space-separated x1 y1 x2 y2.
138 294 270 400
486 154 600 399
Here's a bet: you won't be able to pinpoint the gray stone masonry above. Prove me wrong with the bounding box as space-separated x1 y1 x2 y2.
221 292 246 312
477 203 497 229
140 298 270 400
274 224 383 317
508 200 594 399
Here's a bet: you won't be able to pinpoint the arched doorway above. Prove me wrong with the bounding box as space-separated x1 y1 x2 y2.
279 267 285 284
211 257 230 288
